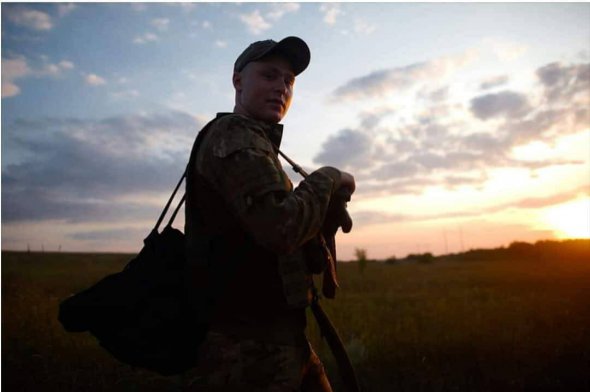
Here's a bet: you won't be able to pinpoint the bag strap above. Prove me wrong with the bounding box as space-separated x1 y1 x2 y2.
154 116 221 231
154 170 187 231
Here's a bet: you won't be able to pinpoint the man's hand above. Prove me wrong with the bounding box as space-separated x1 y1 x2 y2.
299 166 355 234
323 171 355 234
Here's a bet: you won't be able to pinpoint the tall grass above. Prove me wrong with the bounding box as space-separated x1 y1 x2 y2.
2 241 590 391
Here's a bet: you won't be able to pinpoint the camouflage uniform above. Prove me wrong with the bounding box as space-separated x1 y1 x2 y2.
184 113 341 391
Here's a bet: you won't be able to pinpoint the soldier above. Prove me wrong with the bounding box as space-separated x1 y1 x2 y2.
184 36 355 391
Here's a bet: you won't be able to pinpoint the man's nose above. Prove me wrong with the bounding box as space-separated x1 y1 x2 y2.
273 79 289 95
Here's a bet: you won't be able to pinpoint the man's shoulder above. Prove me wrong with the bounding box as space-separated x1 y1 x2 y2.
212 113 262 131
205 113 274 159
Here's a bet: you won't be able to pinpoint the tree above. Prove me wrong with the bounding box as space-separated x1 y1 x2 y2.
355 247 368 274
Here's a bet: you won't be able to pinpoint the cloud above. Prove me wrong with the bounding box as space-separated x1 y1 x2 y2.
172 3 197 13
111 89 140 99
358 106 396 130
2 56 75 98
41 60 75 76
238 4 300 35
511 185 589 209
215 40 228 48
319 4 343 25
418 86 449 103
353 19 376 35
486 39 527 62
85 73 106 86
352 185 589 228
69 227 149 242
536 62 590 103
57 3 77 17
313 129 375 170
1 57 31 98
151 18 170 32
239 10 272 35
480 75 509 90
2 111 203 224
2 188 158 224
4 5 53 31
331 50 478 102
2 82 21 99
470 91 531 120
317 59 589 197
133 32 159 44
59 60 74 70
266 3 300 21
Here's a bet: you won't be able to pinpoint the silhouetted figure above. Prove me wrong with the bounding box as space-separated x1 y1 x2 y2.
184 37 355 391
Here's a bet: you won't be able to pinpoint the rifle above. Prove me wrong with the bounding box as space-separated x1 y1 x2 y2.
277 149 361 392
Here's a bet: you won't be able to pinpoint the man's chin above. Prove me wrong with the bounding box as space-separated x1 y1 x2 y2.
261 111 284 124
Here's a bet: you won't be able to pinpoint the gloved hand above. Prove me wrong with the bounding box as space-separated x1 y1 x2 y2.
324 187 353 236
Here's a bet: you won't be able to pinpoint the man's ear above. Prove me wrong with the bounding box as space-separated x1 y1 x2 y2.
232 72 242 91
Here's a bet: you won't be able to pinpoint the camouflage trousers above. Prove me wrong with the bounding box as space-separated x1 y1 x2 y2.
185 331 332 391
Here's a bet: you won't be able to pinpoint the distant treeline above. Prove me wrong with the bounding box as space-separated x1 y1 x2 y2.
377 239 590 264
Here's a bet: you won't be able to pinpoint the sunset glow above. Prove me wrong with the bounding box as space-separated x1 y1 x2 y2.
544 198 590 239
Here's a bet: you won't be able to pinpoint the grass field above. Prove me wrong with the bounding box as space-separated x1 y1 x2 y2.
2 240 590 391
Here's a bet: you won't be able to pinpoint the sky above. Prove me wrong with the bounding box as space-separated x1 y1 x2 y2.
2 2 589 260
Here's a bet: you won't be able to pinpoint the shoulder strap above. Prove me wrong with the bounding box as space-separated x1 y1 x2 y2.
154 117 220 231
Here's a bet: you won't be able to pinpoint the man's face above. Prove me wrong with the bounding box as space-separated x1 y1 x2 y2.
233 55 295 124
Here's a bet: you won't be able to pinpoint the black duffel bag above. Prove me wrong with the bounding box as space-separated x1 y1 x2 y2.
58 121 220 376
58 179 207 375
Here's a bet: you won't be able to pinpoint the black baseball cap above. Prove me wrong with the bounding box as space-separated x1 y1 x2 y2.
234 36 310 76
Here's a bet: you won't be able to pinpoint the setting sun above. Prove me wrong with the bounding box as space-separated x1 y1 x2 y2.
544 197 590 239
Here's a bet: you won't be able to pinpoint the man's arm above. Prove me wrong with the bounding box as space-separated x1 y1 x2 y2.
197 116 344 255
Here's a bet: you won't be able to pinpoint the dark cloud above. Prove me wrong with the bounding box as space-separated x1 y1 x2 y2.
505 107 583 147
536 62 590 103
470 90 531 120
2 110 203 223
537 62 563 86
511 185 589 209
358 107 395 130
479 75 509 90
1 187 160 223
313 129 375 170
330 51 476 102
331 67 412 101
372 161 421 180
462 132 508 155
69 227 149 242
331 60 430 101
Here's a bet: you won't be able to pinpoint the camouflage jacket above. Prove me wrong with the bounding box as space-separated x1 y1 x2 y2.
185 113 342 343
194 113 341 253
